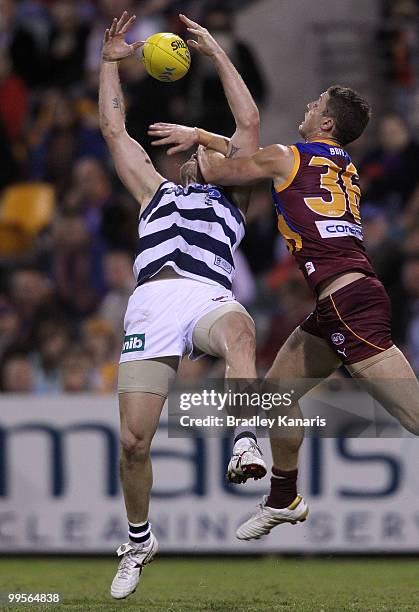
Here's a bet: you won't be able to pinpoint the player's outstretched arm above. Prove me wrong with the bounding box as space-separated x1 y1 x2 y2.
99 12 164 207
148 123 230 156
180 13 259 158
148 13 260 160
198 144 295 186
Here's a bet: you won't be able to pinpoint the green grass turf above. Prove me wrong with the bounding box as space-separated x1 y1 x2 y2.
0 557 418 612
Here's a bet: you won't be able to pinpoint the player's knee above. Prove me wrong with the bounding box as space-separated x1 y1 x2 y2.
224 323 256 365
120 429 151 463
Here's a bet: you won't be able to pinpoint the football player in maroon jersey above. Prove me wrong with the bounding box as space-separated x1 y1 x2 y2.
192 85 419 539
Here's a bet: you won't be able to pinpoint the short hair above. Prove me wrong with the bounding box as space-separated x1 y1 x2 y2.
325 85 372 145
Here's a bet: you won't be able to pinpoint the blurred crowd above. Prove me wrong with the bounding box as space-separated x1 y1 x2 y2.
379 0 419 127
0 0 419 393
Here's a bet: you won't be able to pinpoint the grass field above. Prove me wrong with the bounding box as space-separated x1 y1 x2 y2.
0 557 418 612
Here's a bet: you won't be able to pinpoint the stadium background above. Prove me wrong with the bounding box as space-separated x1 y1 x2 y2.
0 0 419 610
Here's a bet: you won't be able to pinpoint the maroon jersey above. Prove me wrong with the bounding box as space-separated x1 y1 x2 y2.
272 139 375 293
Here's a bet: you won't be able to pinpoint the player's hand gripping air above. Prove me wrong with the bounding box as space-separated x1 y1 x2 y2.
148 14 226 156
102 11 144 62
179 13 224 56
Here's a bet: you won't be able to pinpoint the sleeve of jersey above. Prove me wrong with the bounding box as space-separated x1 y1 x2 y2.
274 145 301 193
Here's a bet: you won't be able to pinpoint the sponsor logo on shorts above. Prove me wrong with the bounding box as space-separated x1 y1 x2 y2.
331 332 345 346
122 334 145 354
212 295 231 302
305 261 316 276
214 255 232 274
315 220 363 241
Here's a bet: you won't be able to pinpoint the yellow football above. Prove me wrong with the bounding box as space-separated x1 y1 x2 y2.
142 33 191 82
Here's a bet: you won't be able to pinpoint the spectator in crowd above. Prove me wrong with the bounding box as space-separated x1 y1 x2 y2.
85 0 167 85
0 49 27 143
403 182 419 231
30 320 72 394
378 0 419 122
185 3 267 135
1 352 35 393
0 114 17 188
0 0 46 87
362 204 402 288
81 317 118 392
240 184 280 275
60 346 93 392
50 213 105 319
257 271 315 371
65 157 113 237
47 0 91 88
0 298 20 359
360 114 419 216
28 91 107 194
390 254 419 373
8 268 57 348
100 250 135 340
65 156 139 251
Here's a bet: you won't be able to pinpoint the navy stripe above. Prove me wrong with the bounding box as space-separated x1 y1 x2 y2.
128 521 149 534
138 224 234 265
296 142 351 164
140 180 171 222
148 201 238 246
137 249 231 290
141 181 244 227
187 183 244 227
214 191 245 226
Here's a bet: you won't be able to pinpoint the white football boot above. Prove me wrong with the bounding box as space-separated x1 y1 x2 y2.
110 533 158 599
227 437 267 484
236 494 309 540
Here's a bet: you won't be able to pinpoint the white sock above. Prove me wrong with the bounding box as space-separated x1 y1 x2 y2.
128 519 151 547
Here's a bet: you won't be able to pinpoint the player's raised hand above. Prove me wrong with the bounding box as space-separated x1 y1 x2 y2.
148 123 198 155
179 13 223 57
102 11 144 62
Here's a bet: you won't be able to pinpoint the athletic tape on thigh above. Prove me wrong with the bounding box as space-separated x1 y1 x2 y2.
346 344 399 375
118 359 177 397
192 303 254 356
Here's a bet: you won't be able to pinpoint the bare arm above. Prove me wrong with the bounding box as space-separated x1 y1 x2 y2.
99 13 164 208
182 15 259 158
148 13 259 160
197 144 295 186
148 123 230 156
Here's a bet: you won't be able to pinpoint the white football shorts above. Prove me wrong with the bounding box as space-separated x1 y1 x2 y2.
119 278 250 364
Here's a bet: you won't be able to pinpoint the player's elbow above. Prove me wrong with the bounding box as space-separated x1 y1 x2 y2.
237 107 260 131
100 120 125 142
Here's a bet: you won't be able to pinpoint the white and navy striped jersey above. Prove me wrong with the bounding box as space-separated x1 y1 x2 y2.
133 181 245 290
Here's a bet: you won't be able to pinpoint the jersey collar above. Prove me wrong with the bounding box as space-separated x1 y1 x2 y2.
305 138 342 146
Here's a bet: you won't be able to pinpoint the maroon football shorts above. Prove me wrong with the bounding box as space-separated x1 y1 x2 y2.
300 276 393 365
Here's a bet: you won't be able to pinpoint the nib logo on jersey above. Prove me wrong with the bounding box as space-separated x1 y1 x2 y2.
122 334 145 354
